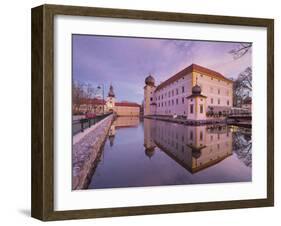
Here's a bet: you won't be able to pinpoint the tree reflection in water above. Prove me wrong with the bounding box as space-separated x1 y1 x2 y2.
232 127 252 167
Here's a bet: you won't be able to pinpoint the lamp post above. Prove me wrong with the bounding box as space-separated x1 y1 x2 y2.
97 84 105 115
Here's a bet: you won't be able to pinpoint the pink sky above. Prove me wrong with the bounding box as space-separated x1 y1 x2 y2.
73 35 251 103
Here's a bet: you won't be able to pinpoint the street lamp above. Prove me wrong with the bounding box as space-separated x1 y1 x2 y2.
97 84 105 115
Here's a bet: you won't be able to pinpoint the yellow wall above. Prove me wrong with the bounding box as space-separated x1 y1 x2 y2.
115 106 140 116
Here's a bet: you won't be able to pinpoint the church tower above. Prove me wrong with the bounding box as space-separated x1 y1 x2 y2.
144 74 156 116
106 84 115 112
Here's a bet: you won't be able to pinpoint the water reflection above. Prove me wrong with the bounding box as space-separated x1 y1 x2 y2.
144 119 233 173
88 117 251 189
108 117 140 146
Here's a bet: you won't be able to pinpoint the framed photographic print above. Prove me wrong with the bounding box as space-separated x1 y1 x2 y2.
31 4 274 221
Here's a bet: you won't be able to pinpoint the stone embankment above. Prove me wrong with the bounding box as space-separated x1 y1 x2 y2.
72 114 113 190
144 115 226 125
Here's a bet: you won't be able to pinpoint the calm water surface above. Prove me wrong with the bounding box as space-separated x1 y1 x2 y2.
88 117 252 189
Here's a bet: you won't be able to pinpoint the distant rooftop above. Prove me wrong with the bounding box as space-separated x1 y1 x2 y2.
155 63 233 92
81 98 140 107
115 102 141 107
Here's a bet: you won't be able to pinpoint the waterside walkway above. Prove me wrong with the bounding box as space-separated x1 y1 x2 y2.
72 114 114 190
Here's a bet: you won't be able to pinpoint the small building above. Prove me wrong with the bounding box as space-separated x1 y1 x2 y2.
144 63 234 121
75 85 141 116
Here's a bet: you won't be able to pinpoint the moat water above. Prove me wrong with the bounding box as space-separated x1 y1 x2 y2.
88 117 252 189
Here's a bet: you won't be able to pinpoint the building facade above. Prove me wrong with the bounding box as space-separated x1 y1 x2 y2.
76 85 141 116
144 64 234 121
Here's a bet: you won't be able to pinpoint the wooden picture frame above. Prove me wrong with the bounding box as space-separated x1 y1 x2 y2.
31 4 274 221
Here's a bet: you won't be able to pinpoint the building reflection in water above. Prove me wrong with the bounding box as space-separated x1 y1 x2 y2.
144 118 233 173
89 116 251 189
108 117 234 174
108 117 140 146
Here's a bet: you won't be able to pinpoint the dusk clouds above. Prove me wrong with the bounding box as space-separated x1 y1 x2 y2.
73 35 251 103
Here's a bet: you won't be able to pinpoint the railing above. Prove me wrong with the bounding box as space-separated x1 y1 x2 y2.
72 113 112 136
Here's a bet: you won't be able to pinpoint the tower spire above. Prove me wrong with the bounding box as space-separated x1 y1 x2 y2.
108 83 115 97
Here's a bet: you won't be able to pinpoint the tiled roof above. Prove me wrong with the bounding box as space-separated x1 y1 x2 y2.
80 99 140 107
155 64 233 91
115 102 141 107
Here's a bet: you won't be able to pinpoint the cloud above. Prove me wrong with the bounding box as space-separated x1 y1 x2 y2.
73 35 251 103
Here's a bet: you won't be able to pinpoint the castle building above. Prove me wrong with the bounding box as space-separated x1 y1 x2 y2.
144 64 234 120
77 85 141 116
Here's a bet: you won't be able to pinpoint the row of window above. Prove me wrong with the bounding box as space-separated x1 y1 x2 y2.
199 84 230 96
210 98 230 106
155 86 186 101
155 126 230 142
155 97 230 108
156 132 229 143
154 83 231 102
157 97 186 107
189 104 204 114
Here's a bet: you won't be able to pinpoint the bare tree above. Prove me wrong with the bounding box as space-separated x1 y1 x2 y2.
229 43 252 107
229 43 252 59
233 67 252 106
72 81 85 114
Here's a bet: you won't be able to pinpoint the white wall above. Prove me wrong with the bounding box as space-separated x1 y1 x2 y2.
0 0 279 225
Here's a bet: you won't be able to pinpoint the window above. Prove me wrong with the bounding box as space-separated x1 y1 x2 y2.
227 100 230 105
211 98 213 104
172 90 174 96
200 131 203 140
218 88 220 94
190 104 194 114
176 98 178 105
190 131 193 140
182 97 184 104
218 98 220 105
210 87 213 93
200 104 203 113
172 99 174 105
182 86 185 93
176 89 178 95
150 97 153 101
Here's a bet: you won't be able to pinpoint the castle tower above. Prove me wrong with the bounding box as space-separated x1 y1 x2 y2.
106 84 115 112
144 74 156 116
143 118 156 159
186 79 207 121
